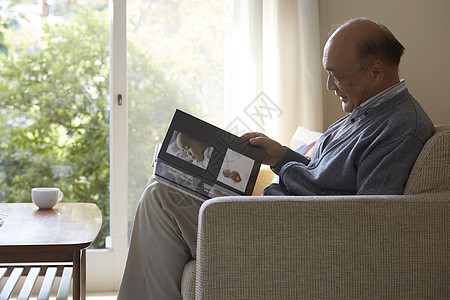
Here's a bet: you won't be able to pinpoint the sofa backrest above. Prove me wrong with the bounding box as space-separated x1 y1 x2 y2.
403 125 450 194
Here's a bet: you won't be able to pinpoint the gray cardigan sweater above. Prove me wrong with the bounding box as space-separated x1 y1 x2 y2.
264 89 434 196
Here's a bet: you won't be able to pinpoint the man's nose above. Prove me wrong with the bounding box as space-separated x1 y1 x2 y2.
327 74 337 91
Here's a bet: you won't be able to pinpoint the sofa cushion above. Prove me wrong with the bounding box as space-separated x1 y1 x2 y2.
290 126 322 157
181 260 196 300
404 125 450 194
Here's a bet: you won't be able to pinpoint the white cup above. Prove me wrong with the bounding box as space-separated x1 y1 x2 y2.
31 188 64 209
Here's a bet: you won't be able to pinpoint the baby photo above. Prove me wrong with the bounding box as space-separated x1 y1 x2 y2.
206 183 239 198
166 131 213 169
160 162 206 195
217 149 254 192
164 164 195 187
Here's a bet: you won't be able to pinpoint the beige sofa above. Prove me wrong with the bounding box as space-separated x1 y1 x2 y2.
181 126 450 299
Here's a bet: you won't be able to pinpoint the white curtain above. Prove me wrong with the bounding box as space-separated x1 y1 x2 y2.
226 0 323 145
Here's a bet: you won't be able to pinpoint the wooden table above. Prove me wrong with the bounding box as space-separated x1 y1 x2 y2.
0 203 102 300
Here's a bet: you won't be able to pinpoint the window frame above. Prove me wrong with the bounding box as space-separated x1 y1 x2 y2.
85 0 128 292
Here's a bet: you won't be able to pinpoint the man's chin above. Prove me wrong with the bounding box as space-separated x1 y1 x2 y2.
341 100 353 113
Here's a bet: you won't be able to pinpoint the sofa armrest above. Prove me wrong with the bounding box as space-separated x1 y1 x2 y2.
196 193 450 299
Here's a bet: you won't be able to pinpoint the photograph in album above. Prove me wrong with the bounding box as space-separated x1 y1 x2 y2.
153 109 266 200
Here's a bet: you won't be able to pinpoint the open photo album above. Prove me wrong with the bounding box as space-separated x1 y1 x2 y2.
153 109 266 201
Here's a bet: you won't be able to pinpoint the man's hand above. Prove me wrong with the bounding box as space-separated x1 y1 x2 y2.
241 132 287 167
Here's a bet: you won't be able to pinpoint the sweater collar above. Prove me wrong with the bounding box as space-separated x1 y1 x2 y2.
351 79 406 119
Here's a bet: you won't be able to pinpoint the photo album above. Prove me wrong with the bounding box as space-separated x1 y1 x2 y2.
153 109 266 201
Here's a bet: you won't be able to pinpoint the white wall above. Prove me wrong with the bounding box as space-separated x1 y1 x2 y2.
319 0 450 129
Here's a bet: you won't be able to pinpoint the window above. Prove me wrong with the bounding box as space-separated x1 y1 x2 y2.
1 0 235 291
0 1 110 248
126 0 234 239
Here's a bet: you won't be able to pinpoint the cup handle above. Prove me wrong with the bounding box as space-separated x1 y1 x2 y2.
58 191 64 202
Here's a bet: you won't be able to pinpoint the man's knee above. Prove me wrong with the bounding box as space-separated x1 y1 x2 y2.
138 181 166 213
142 181 200 210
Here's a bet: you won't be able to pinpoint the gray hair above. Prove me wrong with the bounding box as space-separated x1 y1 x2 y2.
344 18 405 70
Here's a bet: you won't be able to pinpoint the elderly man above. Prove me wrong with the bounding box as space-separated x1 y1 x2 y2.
118 18 434 299
245 18 434 196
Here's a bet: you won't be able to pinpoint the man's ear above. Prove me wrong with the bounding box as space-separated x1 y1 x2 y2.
370 60 384 82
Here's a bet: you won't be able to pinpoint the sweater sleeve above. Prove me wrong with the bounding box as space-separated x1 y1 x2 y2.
271 147 311 174
262 147 311 196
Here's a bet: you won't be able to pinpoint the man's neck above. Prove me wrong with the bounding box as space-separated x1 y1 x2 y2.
378 73 400 93
364 72 400 104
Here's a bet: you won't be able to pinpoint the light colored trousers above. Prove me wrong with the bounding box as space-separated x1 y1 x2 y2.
118 181 203 300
